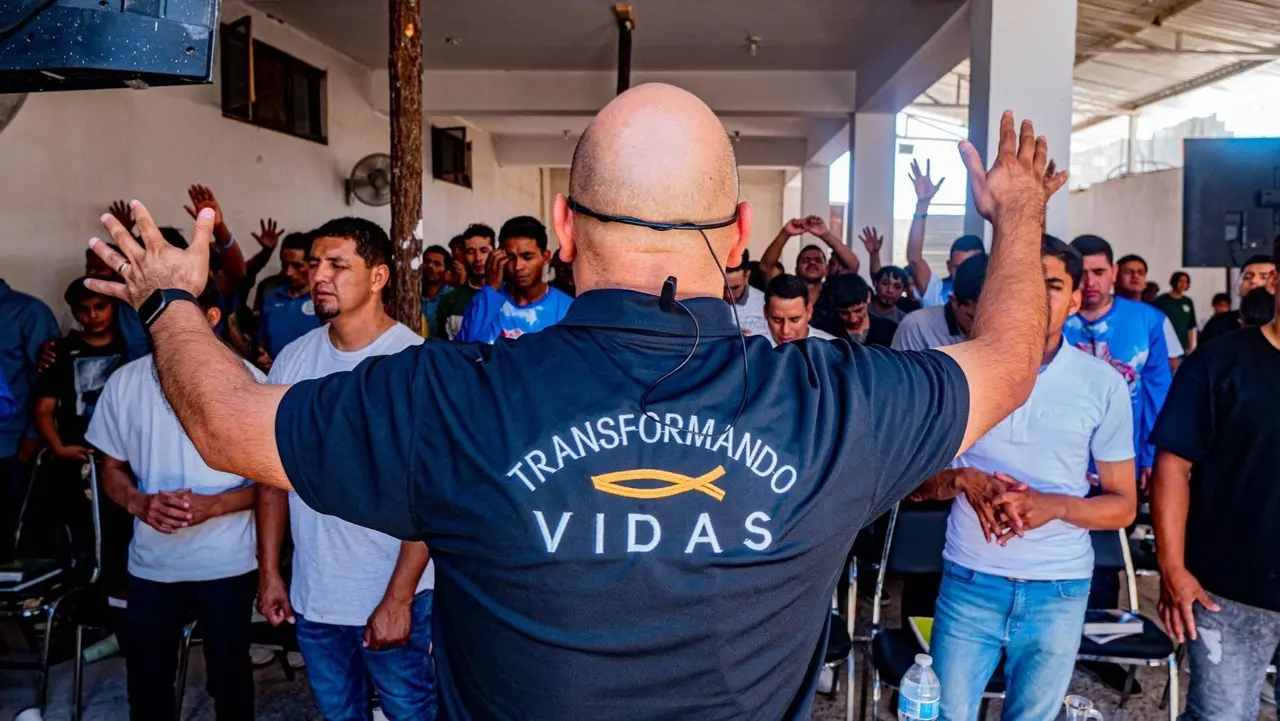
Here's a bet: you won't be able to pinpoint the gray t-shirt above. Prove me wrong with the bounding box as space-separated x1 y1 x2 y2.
891 305 966 351
869 304 907 324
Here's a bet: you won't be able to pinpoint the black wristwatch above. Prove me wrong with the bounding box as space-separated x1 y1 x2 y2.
139 288 198 328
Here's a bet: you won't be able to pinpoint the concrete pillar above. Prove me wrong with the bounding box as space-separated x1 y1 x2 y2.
800 163 830 225
847 112 897 272
965 0 1076 241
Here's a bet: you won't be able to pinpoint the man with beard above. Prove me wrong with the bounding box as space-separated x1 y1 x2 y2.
759 216 859 305
1112 253 1185 369
435 224 495 339
256 218 436 720
458 216 572 343
812 273 896 346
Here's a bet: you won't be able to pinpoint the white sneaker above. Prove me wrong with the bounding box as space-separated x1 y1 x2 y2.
249 646 275 667
1262 678 1276 707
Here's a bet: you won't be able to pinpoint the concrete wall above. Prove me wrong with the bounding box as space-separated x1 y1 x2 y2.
1069 169 1225 326
0 1 540 315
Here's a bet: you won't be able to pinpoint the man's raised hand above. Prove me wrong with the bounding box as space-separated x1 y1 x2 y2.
958 111 1067 222
108 200 136 234
909 159 945 203
86 200 215 310
253 218 284 251
782 218 807 237
184 184 224 229
858 226 884 255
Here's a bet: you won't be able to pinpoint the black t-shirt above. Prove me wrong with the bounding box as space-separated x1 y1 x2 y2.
1198 310 1241 346
275 290 969 720
34 333 127 447
1150 327 1280 611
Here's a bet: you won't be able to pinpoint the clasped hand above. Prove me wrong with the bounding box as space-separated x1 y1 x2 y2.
952 469 1056 546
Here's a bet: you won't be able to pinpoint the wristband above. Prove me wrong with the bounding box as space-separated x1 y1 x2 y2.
218 233 236 250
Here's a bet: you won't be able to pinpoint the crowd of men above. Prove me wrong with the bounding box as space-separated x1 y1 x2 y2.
2 120 1280 720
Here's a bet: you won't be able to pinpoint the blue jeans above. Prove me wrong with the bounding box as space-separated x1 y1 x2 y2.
1184 591 1280 720
296 590 436 721
930 562 1090 721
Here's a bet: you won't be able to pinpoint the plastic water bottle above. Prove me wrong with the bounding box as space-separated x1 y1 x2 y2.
898 653 941 721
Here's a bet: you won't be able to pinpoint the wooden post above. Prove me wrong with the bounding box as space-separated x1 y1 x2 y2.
389 0 424 333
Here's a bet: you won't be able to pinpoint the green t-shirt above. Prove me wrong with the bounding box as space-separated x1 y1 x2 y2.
1154 293 1197 348
434 283 478 339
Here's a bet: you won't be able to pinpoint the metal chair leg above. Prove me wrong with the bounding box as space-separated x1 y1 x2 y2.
857 654 870 721
175 621 196 720
36 597 63 711
978 698 990 720
72 624 85 721
1119 665 1137 708
1167 653 1179 721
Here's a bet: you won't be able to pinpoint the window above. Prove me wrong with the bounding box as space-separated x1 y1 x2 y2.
432 126 472 189
220 17 327 144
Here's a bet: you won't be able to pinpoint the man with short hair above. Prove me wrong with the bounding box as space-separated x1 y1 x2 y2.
892 255 988 352
759 216 859 305
86 281 262 721
1115 254 1148 302
1200 255 1278 345
1154 271 1197 352
812 274 896 346
1064 234 1171 491
1151 264 1280 719
420 244 454 336
256 217 436 721
458 216 572 343
926 236 1136 720
763 275 834 346
86 92 1065 719
726 249 768 337
0 277 59 562
435 224 495 339
870 266 911 324
1211 292 1231 316
257 231 320 362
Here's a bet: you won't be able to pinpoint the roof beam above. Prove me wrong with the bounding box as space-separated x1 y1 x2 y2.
1075 0 1206 65
1072 57 1272 132
368 70 857 118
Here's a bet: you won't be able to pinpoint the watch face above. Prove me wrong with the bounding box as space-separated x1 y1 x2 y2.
140 290 165 327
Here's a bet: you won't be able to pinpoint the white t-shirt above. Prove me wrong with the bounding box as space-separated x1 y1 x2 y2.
944 343 1135 581
268 322 433 626
766 326 836 347
85 356 263 583
920 273 947 308
733 286 770 338
1162 317 1185 359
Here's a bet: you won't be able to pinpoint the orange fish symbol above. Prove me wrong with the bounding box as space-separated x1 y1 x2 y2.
591 466 727 501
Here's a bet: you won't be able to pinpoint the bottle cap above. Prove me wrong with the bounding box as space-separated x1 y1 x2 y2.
915 653 933 667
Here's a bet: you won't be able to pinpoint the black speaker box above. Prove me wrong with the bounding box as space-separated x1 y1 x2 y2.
1183 138 1280 268
0 1 220 94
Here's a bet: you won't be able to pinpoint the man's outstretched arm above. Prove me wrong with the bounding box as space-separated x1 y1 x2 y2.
939 113 1069 454
86 203 293 490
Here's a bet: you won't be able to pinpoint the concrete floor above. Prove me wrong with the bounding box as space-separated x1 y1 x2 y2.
0 574 1272 720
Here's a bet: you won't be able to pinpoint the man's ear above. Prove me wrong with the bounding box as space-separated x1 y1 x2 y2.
1069 287 1083 316
205 306 222 330
724 201 753 269
371 263 391 295
553 194 576 262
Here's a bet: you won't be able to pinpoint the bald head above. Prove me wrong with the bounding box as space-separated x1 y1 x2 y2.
571 84 739 225
555 84 752 298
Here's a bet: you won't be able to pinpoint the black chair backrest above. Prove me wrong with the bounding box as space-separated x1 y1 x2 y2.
885 506 951 575
1091 529 1126 572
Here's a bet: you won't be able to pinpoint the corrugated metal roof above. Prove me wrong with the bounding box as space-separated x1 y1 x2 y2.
911 0 1280 131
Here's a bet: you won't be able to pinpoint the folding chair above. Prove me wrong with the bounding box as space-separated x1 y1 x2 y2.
861 503 1005 721
1077 529 1178 720
815 555 857 721
0 449 76 715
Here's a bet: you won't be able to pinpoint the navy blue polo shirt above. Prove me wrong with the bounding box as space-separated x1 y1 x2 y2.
276 289 969 720
258 286 321 358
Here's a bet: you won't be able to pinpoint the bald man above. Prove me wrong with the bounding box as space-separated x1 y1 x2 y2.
85 85 1066 720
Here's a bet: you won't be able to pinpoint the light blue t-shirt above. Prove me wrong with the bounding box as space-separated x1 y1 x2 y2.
457 285 573 344
944 343 1135 581
1063 296 1171 470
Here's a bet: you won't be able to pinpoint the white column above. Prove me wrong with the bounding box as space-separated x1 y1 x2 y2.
965 0 1076 241
800 163 830 224
847 112 897 272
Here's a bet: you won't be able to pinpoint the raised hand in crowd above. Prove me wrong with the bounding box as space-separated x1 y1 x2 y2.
783 218 807 237
485 248 510 290
252 218 284 252
805 215 861 274
184 183 247 289
184 184 225 230
859 226 884 275
108 199 136 234
909 159 945 204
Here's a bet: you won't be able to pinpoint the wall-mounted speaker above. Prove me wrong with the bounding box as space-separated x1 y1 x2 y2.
0 1 220 94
